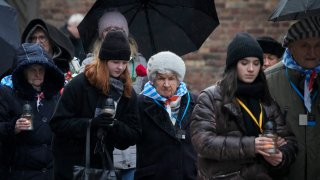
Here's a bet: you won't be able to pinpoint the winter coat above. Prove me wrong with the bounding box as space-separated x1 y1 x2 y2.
190 85 297 180
60 24 86 62
265 62 320 180
21 19 74 73
135 92 198 180
0 43 64 180
49 73 141 180
113 53 147 171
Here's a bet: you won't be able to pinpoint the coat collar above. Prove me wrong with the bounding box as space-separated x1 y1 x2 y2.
143 93 194 139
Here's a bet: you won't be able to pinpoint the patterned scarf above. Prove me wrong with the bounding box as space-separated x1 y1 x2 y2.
142 81 188 123
109 77 124 103
36 92 45 112
282 49 320 112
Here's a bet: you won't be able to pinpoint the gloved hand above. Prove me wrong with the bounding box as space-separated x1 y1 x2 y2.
91 113 115 128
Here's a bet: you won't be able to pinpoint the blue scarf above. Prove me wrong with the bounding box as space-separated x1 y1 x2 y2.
282 49 320 112
141 81 188 122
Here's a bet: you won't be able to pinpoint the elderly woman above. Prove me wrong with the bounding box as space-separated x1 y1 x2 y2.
135 51 197 180
0 43 65 180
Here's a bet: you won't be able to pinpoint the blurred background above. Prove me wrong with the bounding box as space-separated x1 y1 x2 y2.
6 0 291 93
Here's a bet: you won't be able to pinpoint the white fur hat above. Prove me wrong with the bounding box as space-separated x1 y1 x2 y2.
147 51 186 82
98 11 129 38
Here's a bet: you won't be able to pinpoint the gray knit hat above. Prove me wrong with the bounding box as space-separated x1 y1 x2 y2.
98 11 129 38
283 16 320 47
147 51 186 82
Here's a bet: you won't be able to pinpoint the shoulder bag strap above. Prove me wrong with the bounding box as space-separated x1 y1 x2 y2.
85 119 92 169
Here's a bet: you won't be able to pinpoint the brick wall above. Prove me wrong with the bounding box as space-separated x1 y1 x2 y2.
38 0 291 93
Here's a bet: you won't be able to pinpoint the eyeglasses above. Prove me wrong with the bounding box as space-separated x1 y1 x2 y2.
29 35 48 43
155 76 178 85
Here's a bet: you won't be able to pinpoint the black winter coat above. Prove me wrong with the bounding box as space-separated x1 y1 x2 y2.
135 92 198 180
0 43 64 180
50 73 141 180
0 86 59 180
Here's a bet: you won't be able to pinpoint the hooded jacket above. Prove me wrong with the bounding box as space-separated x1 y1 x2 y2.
21 19 74 73
0 43 64 180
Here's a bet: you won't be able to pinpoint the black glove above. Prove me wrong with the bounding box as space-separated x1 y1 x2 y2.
91 113 115 128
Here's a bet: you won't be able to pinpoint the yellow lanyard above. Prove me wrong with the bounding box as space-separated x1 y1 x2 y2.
236 98 263 133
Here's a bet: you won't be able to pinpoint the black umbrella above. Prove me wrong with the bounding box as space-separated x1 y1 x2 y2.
78 0 219 58
269 0 320 22
0 0 20 49
0 0 20 78
0 37 16 78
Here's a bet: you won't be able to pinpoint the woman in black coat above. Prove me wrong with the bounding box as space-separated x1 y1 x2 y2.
135 51 197 180
0 43 65 180
49 31 141 180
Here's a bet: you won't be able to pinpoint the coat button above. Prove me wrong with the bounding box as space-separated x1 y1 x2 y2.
127 164 131 168
42 168 47 172
42 117 47 122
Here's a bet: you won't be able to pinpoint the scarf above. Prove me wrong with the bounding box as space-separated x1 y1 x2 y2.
236 81 265 136
142 81 188 124
109 77 124 103
282 49 320 112
36 92 45 112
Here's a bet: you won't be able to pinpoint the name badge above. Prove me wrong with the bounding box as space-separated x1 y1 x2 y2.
299 114 316 126
176 129 186 140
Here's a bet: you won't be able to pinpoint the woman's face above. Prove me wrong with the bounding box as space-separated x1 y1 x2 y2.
237 57 261 83
154 72 179 98
107 60 128 77
24 64 45 91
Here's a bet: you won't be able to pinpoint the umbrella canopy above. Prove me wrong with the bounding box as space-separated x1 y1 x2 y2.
0 0 20 78
78 0 220 58
269 0 320 21
0 37 16 78
0 0 20 49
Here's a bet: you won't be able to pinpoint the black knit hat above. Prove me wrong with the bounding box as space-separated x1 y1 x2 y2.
257 36 285 58
226 32 263 71
99 31 131 61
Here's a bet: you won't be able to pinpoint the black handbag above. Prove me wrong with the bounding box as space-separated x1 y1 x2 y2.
73 119 118 180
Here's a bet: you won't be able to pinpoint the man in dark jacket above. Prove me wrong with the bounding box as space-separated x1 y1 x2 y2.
0 43 65 180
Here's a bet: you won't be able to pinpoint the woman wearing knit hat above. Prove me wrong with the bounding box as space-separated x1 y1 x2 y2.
265 16 320 180
256 36 285 70
190 32 297 180
49 31 141 179
135 51 197 180
80 10 147 180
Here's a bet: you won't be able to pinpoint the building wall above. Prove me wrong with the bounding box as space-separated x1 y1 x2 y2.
37 0 291 93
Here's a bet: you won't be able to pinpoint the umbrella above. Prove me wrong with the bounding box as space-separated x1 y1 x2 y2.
0 0 20 49
78 0 219 58
0 0 20 78
0 37 16 78
269 0 320 22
